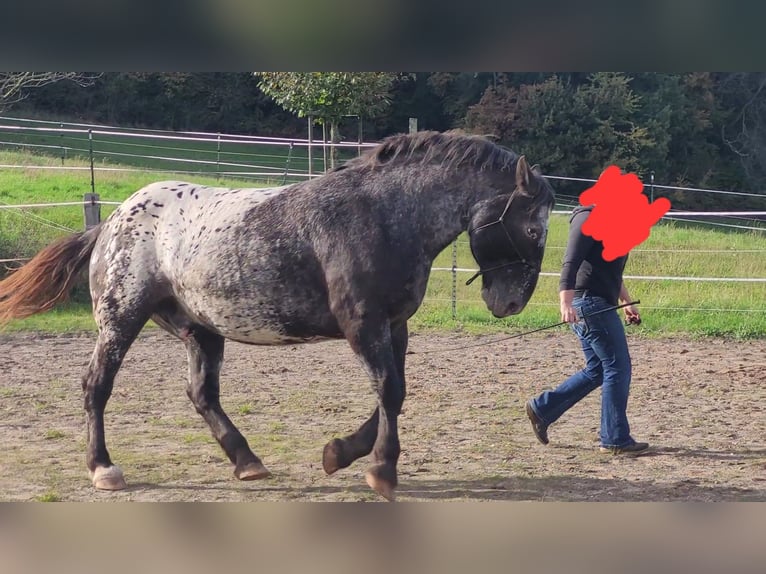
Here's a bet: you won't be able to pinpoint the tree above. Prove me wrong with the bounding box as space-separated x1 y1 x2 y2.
255 72 405 167
427 72 501 127
575 72 654 175
0 73 100 111
629 72 725 209
465 73 658 201
716 72 766 193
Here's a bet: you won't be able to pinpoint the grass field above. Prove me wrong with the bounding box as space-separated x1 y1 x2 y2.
1 148 764 338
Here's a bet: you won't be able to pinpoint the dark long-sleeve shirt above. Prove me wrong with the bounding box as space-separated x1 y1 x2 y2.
559 206 628 305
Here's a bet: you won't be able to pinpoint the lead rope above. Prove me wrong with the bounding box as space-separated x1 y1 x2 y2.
408 301 640 355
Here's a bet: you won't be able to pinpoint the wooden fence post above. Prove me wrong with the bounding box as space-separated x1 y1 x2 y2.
307 115 313 178
83 193 101 230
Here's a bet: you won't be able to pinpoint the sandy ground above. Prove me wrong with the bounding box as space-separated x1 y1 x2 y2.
1 329 764 501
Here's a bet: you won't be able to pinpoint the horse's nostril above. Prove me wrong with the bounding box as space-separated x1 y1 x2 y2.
506 302 521 315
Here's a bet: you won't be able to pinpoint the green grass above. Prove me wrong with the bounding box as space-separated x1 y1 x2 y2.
182 432 215 445
34 492 61 502
1 149 764 339
238 403 254 415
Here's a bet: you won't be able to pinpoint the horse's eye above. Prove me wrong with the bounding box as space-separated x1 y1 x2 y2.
526 227 538 239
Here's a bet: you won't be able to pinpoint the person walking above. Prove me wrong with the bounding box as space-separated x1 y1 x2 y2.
525 204 648 455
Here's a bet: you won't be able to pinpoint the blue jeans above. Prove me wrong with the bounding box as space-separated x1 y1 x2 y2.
529 294 635 448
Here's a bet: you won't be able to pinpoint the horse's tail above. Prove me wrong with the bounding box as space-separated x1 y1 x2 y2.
0 225 103 326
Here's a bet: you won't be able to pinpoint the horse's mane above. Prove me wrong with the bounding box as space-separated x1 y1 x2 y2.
336 130 518 173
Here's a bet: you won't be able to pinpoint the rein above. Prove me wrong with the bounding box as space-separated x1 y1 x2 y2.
464 191 537 286
409 301 640 355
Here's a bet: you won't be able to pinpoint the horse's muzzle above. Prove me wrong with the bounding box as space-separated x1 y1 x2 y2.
489 299 525 318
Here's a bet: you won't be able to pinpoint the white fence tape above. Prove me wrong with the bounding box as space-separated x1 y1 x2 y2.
0 123 375 149
432 268 766 283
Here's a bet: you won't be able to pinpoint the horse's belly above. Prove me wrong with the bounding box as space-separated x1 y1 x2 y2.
180 291 340 345
218 325 335 346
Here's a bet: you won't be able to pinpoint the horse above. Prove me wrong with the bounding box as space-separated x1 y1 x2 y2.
0 130 555 500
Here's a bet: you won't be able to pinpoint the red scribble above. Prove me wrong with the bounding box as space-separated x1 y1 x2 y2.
579 166 671 261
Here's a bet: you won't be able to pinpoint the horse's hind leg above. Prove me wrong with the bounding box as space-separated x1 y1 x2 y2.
84 319 147 490
323 323 408 476
322 408 379 475
184 327 270 481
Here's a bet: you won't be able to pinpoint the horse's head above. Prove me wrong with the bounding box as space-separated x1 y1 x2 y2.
467 156 555 317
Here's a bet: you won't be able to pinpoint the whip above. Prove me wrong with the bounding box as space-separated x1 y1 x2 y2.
410 300 640 355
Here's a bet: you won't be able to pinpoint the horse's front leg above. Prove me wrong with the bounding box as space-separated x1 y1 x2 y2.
323 323 408 476
184 327 270 481
335 320 407 500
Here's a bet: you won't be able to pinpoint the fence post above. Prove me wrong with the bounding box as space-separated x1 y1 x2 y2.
307 115 313 178
322 122 328 172
216 133 221 180
358 116 363 157
282 142 294 185
60 122 65 166
451 241 458 320
409 117 418 134
650 170 655 202
83 193 100 230
88 129 95 194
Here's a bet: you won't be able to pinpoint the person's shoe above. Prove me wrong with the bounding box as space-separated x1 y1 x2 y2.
525 401 549 445
599 441 649 455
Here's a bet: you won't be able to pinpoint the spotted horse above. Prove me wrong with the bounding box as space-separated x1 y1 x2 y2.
0 130 555 500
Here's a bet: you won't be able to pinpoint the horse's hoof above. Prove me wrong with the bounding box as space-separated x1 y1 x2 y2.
322 438 348 475
365 464 397 502
90 465 127 490
235 461 271 481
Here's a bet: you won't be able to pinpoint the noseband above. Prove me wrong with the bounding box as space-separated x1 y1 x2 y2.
465 191 540 286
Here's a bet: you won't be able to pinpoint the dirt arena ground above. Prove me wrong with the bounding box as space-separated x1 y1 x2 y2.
1 330 764 501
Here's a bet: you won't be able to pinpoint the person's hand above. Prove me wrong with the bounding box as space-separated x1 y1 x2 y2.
624 304 641 325
560 301 579 323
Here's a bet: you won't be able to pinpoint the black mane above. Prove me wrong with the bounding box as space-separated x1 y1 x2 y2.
337 130 518 173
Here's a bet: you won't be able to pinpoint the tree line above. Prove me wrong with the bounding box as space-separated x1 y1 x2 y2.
7 72 766 208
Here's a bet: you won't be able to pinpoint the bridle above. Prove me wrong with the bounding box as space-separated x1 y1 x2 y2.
464 190 540 286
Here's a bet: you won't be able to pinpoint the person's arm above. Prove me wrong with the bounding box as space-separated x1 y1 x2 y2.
619 281 641 324
559 210 593 323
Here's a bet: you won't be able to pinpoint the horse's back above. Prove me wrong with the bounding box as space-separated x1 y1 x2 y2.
91 180 342 343
92 181 263 283
90 176 432 344
106 180 291 263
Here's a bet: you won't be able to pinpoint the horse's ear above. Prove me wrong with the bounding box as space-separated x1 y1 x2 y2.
531 163 542 176
516 155 531 189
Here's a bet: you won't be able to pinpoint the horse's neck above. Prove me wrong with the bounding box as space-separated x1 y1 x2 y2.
403 168 494 257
